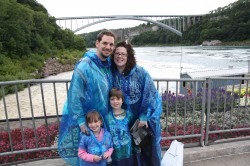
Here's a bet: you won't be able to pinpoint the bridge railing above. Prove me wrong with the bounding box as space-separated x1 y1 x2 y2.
0 78 250 165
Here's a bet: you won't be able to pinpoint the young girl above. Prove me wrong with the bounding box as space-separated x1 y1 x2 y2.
105 88 137 165
78 110 114 166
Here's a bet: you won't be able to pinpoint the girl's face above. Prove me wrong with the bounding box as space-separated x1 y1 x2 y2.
110 96 123 111
114 47 128 70
88 119 102 133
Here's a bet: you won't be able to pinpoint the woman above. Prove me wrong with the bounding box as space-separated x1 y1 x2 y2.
110 41 162 166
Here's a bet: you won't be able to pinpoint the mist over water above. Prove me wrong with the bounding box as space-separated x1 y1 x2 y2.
135 46 250 79
64 46 250 79
1 46 250 119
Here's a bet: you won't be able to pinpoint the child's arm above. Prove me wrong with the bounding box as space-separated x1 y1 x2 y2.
78 133 102 163
78 148 102 162
102 148 114 159
102 130 114 159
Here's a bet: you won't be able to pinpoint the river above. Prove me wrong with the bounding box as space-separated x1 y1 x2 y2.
1 46 250 119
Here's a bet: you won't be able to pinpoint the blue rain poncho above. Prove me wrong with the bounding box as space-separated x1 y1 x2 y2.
113 65 162 156
58 51 113 166
104 109 135 161
78 113 113 166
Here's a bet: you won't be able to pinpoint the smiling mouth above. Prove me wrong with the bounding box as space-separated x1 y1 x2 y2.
116 59 124 62
104 51 110 54
103 48 111 53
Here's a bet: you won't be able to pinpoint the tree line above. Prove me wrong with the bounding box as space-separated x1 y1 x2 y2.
0 0 86 83
182 0 250 45
133 0 250 46
1 0 250 84
83 0 250 47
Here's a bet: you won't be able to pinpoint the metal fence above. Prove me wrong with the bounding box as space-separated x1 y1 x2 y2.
0 77 250 165
205 77 250 145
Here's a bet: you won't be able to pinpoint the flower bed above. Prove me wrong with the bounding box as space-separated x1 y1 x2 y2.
1 119 249 164
160 87 250 147
160 124 250 147
162 88 240 114
0 123 59 164
1 87 250 164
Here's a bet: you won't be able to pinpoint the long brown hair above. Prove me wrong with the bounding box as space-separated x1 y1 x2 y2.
111 41 136 76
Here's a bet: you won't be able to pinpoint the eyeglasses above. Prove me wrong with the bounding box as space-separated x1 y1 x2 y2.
114 52 127 57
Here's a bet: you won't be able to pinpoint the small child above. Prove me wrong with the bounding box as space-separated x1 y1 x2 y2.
105 88 137 165
78 110 113 166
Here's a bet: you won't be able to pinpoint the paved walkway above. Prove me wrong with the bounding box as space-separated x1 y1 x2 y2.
184 139 250 166
15 138 250 166
16 159 67 166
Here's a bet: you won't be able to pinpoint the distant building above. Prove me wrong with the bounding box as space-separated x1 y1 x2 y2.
180 67 248 94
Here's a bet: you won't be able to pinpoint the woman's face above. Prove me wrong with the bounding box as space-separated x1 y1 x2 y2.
114 47 128 70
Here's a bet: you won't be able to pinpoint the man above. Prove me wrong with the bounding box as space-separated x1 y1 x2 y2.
58 30 116 166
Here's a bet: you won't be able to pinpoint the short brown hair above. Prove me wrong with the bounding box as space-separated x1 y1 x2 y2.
86 110 102 124
97 30 116 42
109 88 124 102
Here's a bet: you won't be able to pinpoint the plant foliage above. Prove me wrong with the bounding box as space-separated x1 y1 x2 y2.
0 0 86 81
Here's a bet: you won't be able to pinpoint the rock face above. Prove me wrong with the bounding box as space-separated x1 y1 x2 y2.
40 58 74 78
113 25 156 42
202 40 222 46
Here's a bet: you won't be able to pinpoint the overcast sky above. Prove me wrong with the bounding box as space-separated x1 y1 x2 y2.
36 0 238 33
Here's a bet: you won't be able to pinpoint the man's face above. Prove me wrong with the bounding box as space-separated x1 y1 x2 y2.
96 35 115 61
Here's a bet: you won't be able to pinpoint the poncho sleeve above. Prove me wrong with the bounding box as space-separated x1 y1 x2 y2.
139 68 162 144
67 65 88 126
140 68 162 122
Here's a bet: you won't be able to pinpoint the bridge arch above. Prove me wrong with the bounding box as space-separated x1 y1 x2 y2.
73 16 182 36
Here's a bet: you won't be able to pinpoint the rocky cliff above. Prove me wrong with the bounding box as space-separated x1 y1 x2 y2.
202 40 222 46
113 25 159 42
40 58 74 78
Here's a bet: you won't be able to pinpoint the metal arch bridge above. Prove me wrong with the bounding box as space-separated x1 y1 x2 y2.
56 15 203 37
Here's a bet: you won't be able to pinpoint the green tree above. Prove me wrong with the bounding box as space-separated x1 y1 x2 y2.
0 0 86 82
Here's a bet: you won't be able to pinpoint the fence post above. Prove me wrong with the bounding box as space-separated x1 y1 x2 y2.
205 78 212 145
200 80 206 146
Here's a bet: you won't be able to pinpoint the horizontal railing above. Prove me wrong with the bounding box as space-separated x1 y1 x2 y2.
0 77 250 165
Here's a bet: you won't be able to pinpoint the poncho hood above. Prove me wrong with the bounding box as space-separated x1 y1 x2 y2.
114 64 138 78
84 50 111 68
85 109 108 134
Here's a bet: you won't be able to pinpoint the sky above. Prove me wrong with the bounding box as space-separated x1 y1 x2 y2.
36 0 238 33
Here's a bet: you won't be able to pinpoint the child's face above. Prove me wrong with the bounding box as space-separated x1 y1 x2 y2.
88 119 102 133
110 96 123 110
